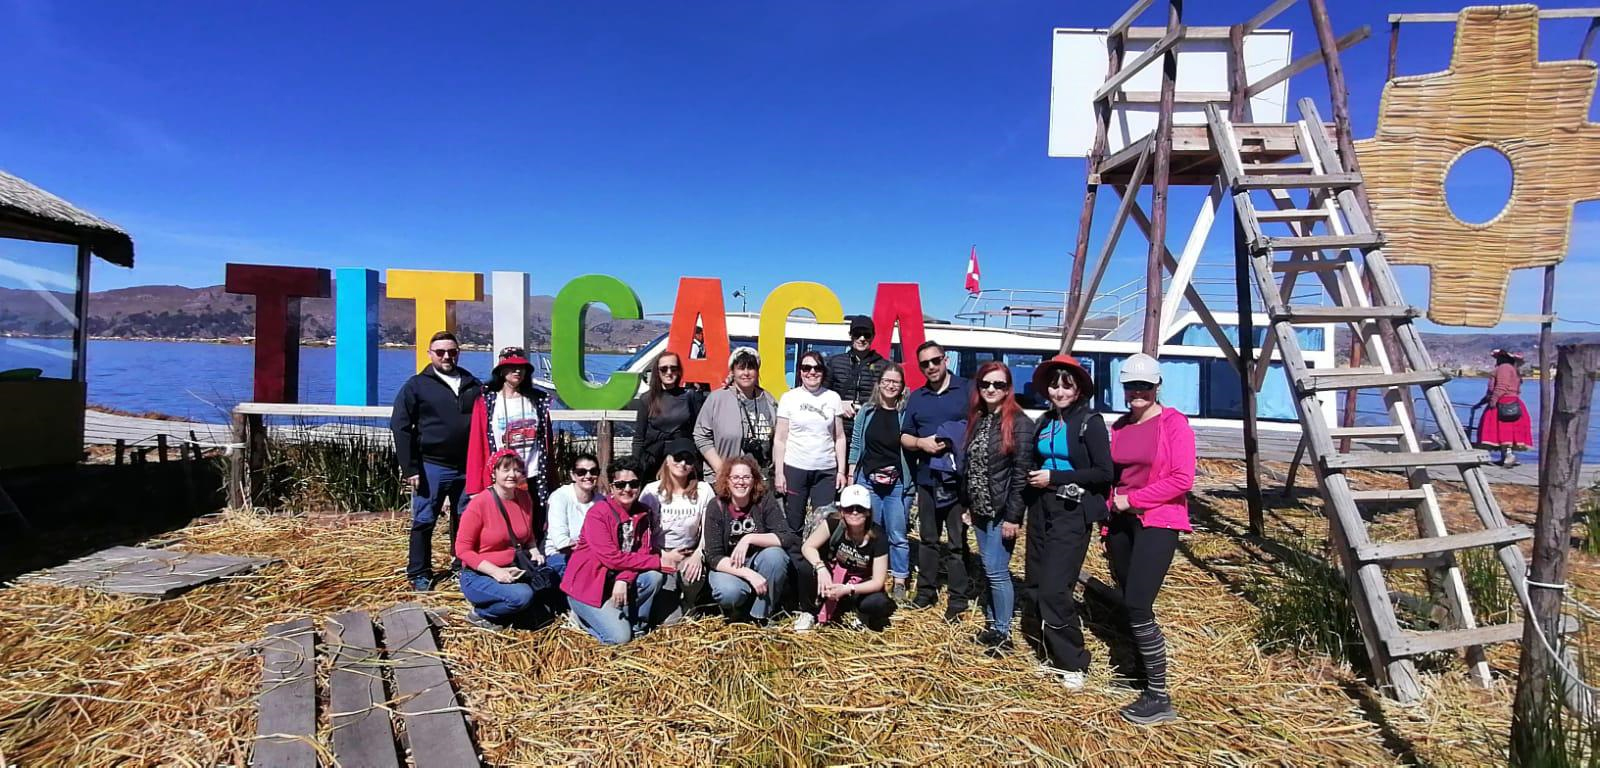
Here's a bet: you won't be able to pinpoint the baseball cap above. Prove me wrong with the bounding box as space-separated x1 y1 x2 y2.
729 345 760 368
1119 353 1162 386
838 484 873 511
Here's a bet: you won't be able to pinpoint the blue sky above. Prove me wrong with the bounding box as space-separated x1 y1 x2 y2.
1 0 1597 334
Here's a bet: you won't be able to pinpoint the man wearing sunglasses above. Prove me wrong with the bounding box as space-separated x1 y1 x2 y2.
391 330 483 591
899 340 975 618
826 315 888 434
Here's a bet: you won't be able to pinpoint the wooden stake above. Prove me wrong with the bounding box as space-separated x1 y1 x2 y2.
1142 0 1183 356
1236 210 1264 534
597 418 615 471
1062 30 1128 354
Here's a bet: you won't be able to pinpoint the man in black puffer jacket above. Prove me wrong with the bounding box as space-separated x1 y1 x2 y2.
391 331 482 591
826 315 889 434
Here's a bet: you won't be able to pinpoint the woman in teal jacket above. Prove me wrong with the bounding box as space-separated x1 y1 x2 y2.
847 362 912 602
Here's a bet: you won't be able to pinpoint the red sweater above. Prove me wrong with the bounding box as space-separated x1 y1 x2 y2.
560 496 674 608
454 489 539 571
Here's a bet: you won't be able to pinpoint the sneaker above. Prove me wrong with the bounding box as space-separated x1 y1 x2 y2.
843 615 865 631
891 582 909 604
1120 691 1177 725
410 575 433 592
1058 670 1087 691
973 628 1004 647
910 595 936 611
792 612 817 633
562 612 584 633
464 610 505 631
943 606 967 624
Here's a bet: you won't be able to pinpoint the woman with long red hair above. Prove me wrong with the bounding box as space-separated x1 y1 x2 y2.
962 361 1036 654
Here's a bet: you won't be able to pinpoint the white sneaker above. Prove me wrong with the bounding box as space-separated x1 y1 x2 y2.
1059 670 1086 691
792 612 817 633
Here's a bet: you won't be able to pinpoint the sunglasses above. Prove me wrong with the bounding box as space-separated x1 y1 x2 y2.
798 364 823 373
670 451 698 464
841 505 871 514
430 348 460 357
571 466 599 477
657 364 682 373
918 355 945 369
611 479 643 490
1122 382 1156 392
977 380 1010 391
852 332 874 341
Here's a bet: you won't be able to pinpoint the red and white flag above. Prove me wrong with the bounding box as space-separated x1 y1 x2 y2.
964 245 981 294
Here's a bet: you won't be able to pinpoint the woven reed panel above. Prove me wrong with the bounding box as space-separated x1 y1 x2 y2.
1354 5 1600 327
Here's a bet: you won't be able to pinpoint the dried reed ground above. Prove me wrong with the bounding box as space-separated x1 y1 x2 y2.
0 464 1586 766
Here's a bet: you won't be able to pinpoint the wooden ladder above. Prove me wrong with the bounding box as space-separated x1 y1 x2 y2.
1205 97 1544 703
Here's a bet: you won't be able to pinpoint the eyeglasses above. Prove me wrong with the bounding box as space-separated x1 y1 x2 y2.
571 466 599 477
670 452 698 464
880 379 904 387
657 364 682 374
977 380 1010 391
611 479 643 490
918 355 945 369
430 348 460 358
798 364 823 373
852 332 874 341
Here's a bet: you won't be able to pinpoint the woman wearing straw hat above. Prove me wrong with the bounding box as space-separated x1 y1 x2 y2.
797 484 895 631
632 350 705 481
694 346 778 476
456 449 552 629
1019 354 1112 690
1107 353 1194 726
960 361 1036 655
1475 349 1532 467
466 348 554 507
561 458 687 645
642 437 713 621
703 456 797 624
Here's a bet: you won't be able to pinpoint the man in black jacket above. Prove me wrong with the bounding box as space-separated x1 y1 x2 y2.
391 331 482 590
826 315 888 434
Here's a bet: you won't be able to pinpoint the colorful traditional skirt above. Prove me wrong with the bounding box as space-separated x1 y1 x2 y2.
1478 396 1532 451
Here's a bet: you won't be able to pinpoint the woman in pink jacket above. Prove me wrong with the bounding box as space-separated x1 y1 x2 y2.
1475 349 1532 467
560 458 687 645
1107 353 1194 727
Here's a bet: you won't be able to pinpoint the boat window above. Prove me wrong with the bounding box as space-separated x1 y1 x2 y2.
1204 359 1299 421
1175 324 1325 352
805 341 849 360
1004 351 1051 409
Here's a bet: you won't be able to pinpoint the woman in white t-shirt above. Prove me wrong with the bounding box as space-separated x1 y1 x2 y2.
642 437 713 620
773 350 847 533
542 452 600 578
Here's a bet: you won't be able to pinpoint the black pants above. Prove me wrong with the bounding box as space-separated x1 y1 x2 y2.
1020 492 1095 672
831 591 897 631
914 485 970 612
1101 513 1179 625
783 465 838 533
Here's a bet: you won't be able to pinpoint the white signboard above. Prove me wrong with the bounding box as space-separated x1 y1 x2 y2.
1047 28 1294 158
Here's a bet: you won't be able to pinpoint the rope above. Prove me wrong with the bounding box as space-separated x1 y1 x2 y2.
1528 580 1571 590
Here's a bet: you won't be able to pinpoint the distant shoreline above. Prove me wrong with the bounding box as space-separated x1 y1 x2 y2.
5 333 637 355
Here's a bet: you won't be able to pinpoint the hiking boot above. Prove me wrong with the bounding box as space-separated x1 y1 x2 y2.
792 612 817 633
943 605 967 624
1120 691 1177 725
410 575 433 592
891 581 909 604
975 628 1014 656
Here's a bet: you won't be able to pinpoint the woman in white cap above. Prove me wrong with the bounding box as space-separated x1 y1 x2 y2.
1106 352 1194 726
694 346 778 475
1475 349 1532 467
796 484 895 631
1021 354 1112 690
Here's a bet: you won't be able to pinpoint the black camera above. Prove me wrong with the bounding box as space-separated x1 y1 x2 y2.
1056 483 1085 502
742 437 772 466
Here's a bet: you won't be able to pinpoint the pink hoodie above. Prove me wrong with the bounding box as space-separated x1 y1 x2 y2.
1110 407 1196 532
559 496 674 609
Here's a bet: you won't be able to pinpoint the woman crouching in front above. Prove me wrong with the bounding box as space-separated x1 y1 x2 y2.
560 458 687 645
702 456 797 624
456 449 556 629
797 484 895 631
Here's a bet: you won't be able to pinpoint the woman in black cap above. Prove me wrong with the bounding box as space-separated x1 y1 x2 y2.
1020 354 1112 691
632 350 705 481
1475 349 1532 467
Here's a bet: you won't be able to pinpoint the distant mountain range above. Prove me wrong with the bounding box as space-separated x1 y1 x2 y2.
0 283 669 351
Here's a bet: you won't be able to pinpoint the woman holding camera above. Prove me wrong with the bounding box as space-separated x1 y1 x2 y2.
1021 355 1112 690
694 346 778 476
962 361 1036 655
703 456 796 623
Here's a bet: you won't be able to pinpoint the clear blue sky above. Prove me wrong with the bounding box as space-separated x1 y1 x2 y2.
2 0 1597 333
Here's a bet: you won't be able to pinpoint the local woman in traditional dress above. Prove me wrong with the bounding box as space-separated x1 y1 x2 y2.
1476 349 1532 467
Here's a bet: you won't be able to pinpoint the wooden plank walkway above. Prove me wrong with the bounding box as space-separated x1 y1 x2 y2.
20 545 270 598
253 619 317 768
380 604 479 768
326 611 401 768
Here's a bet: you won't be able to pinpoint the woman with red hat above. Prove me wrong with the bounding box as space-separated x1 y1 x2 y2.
1475 349 1532 467
1020 354 1112 691
466 347 555 507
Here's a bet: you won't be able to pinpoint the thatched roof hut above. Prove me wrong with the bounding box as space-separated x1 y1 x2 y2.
0 170 134 267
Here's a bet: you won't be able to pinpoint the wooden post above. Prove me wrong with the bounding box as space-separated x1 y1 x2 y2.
1062 29 1128 354
596 418 615 471
115 438 126 467
1386 21 1401 81
1141 0 1182 356
71 244 92 384
1541 267 1556 448
229 412 247 509
1235 213 1264 533
157 434 169 464
1513 343 1600 759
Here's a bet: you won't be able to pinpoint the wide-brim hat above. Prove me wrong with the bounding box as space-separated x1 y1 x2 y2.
493 355 533 376
1032 354 1095 396
1490 349 1525 361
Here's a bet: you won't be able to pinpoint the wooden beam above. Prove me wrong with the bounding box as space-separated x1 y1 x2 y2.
71 244 91 384
1094 24 1185 103
1126 196 1243 371
1064 32 1129 354
1389 8 1600 23
1064 145 1153 350
1142 0 1183 357
326 612 400 768
1126 26 1232 41
1108 0 1158 39
1243 0 1298 35
1244 26 1370 100
1237 207 1264 533
253 619 317 768
1117 90 1230 104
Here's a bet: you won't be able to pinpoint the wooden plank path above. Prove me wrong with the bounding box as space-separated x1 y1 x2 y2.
381 604 479 768
253 619 317 768
21 545 270 598
326 611 401 768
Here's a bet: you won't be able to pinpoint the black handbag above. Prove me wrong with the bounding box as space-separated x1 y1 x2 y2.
490 491 558 591
1497 400 1523 421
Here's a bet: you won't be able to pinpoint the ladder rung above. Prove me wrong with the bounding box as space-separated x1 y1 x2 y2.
1259 234 1383 252
1323 449 1487 470
1257 208 1334 222
1233 172 1363 191
1269 305 1419 323
1356 525 1533 564
1272 255 1352 273
1242 161 1317 174
1349 487 1430 502
1298 369 1449 393
1387 616 1577 657
1330 425 1408 439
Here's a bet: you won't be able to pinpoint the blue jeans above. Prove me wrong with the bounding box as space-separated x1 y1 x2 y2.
972 515 1017 634
545 551 569 578
459 567 535 622
856 469 911 579
408 461 466 581
567 571 665 645
708 547 791 620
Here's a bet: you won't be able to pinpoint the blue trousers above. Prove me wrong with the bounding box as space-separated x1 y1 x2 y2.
545 551 569 577
707 547 791 621
408 461 465 581
856 469 911 579
973 515 1018 634
568 571 666 645
459 567 536 622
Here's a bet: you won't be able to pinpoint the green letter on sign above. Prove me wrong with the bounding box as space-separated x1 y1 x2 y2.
553 275 643 410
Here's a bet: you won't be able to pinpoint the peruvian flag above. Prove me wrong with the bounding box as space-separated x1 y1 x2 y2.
964 245 981 294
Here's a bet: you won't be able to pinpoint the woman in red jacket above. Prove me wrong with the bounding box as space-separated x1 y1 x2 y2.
455 449 549 629
1475 349 1532 467
466 348 555 505
560 458 688 644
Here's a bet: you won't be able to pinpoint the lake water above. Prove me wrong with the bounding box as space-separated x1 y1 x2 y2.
10 338 1600 462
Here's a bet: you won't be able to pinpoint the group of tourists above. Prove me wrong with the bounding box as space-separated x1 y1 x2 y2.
390 321 1197 725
